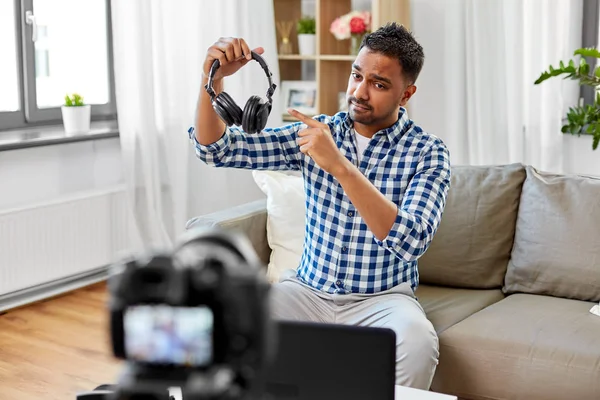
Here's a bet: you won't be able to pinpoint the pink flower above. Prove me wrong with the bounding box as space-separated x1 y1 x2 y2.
359 11 371 31
330 16 351 40
329 10 371 41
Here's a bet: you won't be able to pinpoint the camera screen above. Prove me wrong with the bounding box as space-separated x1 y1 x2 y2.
123 305 213 367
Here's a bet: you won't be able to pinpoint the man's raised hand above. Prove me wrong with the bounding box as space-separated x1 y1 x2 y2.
203 37 264 81
290 108 350 177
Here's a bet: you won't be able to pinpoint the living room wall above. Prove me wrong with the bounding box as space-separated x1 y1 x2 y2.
3 0 599 304
410 0 600 176
0 138 123 210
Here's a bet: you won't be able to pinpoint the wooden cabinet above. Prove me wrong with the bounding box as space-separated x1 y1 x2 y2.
273 0 410 117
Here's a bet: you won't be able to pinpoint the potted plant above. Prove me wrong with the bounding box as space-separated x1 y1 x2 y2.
61 93 91 135
297 16 316 56
534 48 600 151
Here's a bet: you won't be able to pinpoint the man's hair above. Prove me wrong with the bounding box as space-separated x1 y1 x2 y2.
360 22 424 85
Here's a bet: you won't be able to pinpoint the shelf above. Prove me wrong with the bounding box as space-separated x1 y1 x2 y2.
278 54 356 61
273 0 410 116
278 54 317 60
319 55 356 61
282 113 317 122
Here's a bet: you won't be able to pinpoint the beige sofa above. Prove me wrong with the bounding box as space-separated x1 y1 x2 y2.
186 164 600 400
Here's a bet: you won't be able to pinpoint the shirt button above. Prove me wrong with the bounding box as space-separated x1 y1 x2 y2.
342 246 347 252
347 211 354 217
336 280 343 286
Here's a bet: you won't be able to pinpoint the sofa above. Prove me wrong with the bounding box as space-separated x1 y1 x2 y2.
186 163 600 400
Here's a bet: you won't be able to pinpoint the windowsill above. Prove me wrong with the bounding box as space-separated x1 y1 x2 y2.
0 120 119 152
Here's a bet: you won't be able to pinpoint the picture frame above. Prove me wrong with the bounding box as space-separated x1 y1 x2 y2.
281 80 317 117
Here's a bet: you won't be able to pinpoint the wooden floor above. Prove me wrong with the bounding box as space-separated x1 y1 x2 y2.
0 282 122 400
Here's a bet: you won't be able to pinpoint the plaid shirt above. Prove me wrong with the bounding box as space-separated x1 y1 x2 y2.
189 109 451 294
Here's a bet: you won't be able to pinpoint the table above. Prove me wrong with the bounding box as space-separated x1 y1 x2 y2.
169 385 457 399
396 385 457 400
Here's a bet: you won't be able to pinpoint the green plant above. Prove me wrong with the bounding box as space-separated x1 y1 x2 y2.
64 93 85 107
297 16 316 35
534 47 600 150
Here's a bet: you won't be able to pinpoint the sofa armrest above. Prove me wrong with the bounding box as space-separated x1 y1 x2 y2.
185 199 271 266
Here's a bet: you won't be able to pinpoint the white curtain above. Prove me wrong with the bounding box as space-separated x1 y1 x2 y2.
111 0 282 251
411 0 583 172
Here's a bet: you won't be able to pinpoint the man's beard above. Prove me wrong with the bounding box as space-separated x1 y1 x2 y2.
347 97 374 124
347 97 396 126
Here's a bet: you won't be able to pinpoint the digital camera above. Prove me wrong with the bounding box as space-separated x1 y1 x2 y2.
89 228 274 400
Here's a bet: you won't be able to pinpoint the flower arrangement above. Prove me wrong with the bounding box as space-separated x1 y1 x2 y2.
329 10 371 54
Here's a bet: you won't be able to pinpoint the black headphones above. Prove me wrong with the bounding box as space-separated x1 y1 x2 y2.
205 51 277 134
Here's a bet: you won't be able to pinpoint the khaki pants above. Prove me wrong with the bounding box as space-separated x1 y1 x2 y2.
270 270 439 390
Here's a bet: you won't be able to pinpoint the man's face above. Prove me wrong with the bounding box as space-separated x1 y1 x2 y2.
346 48 416 131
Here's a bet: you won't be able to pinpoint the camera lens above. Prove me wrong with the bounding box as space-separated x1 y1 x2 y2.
139 269 165 285
200 267 219 286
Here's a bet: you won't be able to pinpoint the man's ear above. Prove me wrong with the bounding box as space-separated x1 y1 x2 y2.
399 85 417 107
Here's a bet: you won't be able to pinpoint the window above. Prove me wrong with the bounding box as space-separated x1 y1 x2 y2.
0 0 20 114
0 0 116 131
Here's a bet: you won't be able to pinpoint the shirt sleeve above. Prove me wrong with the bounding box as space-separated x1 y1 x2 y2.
189 117 325 171
376 139 451 262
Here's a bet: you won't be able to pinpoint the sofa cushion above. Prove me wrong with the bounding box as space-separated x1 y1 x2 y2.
415 284 504 334
503 166 600 302
431 294 600 400
186 199 271 266
252 171 305 283
418 163 526 289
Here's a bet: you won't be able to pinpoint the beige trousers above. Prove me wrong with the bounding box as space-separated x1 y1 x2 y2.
269 270 439 390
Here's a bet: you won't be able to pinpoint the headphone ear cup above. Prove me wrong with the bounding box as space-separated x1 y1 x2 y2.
213 99 235 126
242 95 264 133
255 102 271 132
214 92 243 127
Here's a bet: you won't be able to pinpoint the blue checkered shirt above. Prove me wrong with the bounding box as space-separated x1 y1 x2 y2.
190 109 451 294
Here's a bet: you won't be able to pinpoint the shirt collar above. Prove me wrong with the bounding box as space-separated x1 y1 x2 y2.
341 107 411 143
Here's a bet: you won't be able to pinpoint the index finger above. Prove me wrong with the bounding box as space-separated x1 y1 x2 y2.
240 38 252 60
288 108 322 128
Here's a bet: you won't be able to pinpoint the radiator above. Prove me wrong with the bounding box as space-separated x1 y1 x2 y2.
0 186 137 308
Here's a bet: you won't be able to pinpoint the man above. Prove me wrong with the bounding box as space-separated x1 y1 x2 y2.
190 23 451 390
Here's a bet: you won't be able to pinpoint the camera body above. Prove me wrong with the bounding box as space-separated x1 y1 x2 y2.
103 228 274 400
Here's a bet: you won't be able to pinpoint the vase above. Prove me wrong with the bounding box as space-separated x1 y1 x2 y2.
350 34 364 55
279 36 292 55
61 105 91 136
276 20 294 55
298 33 316 56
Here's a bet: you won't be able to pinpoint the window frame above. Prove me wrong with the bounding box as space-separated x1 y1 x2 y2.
0 0 117 132
581 0 599 106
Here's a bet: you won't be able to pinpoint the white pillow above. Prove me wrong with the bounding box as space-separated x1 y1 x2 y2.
252 170 305 283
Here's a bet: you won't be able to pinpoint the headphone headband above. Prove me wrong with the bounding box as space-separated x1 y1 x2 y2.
205 51 277 103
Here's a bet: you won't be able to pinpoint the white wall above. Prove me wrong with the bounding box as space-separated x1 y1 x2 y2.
408 0 446 140
562 134 600 176
410 0 600 176
0 138 123 211
0 137 267 225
